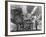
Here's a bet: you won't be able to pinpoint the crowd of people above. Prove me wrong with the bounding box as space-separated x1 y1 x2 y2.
10 6 42 32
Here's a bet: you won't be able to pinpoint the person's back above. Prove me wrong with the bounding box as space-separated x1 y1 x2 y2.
11 8 23 24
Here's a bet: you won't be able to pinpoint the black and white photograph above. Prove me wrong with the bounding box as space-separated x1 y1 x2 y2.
6 1 45 35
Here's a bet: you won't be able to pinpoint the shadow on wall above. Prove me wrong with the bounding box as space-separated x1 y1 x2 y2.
5 36 14 37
